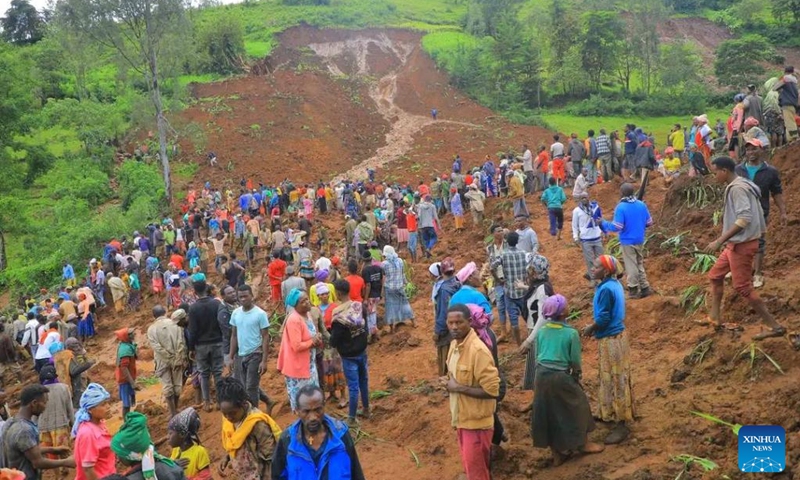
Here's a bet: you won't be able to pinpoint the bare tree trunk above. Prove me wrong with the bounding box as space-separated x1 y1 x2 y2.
148 46 172 204
0 230 6 271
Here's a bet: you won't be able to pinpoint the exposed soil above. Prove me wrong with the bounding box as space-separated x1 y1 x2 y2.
40 26 800 480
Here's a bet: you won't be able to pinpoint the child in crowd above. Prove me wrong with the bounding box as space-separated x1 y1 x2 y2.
169 407 212 480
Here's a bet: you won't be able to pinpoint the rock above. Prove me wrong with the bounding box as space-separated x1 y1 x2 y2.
670 369 690 383
406 336 421 347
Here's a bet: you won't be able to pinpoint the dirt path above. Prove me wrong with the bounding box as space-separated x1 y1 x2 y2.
308 34 480 182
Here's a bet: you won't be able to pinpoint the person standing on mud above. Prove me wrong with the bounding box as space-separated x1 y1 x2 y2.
582 255 634 445
516 144 534 194
734 139 787 288
445 303 500 480
417 195 439 258
187 277 225 412
601 183 653 299
705 156 787 340
507 170 527 219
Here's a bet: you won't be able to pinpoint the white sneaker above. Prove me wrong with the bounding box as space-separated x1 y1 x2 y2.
753 274 764 289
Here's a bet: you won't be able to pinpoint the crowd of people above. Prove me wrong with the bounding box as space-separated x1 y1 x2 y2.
0 65 796 480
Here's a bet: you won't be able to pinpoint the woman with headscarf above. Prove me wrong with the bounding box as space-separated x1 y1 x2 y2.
108 272 128 313
517 254 555 393
295 241 315 282
73 383 116 480
381 246 415 333
464 303 508 459
112 412 184 480
217 377 281 480
763 77 786 147
330 280 370 427
168 407 211 480
308 269 337 307
308 283 347 408
186 242 200 271
582 255 634 445
37 365 73 464
276 289 322 412
449 262 492 314
449 187 464 231
531 295 604 465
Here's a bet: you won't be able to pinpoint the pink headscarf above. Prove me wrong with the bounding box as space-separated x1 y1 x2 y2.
541 294 568 319
456 262 477 283
467 303 493 349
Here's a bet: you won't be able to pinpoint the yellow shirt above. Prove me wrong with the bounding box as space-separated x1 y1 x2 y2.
669 130 685 151
170 444 211 479
663 156 681 173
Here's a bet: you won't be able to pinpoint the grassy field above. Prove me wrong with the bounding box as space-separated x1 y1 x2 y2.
16 127 83 157
194 0 466 61
541 109 729 146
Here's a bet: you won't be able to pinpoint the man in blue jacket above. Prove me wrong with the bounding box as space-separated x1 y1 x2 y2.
602 183 653 299
271 384 365 480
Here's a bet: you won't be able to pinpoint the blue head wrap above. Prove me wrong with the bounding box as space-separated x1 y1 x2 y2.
71 383 111 438
285 288 303 309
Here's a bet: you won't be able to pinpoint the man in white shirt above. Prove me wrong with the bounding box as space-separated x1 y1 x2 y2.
34 319 60 372
20 314 41 367
315 255 332 273
550 135 565 159
573 167 590 198
572 192 604 283
514 217 540 254
516 143 534 194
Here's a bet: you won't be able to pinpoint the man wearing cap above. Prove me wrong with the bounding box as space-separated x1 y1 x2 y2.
146 305 187 419
734 138 787 288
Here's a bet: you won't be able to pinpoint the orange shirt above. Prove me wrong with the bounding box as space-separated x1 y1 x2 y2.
345 274 365 302
268 259 287 286
536 151 550 173
116 355 137 384
169 254 184 270
406 212 418 232
418 184 430 196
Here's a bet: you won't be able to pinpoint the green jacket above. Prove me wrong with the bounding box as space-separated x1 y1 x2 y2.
541 185 567 209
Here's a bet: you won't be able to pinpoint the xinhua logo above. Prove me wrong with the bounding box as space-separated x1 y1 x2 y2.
738 425 786 473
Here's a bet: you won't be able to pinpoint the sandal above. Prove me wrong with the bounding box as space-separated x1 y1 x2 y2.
752 326 787 341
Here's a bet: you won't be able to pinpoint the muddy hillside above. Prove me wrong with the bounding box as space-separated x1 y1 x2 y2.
14 26 799 480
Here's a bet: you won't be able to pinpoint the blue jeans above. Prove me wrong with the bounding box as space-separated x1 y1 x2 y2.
407 232 418 258
506 296 524 328
342 352 369 419
493 285 509 325
420 227 437 252
547 208 563 236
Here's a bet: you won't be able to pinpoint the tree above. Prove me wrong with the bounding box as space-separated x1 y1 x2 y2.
548 0 579 95
579 11 623 91
771 0 800 31
57 0 190 203
195 13 246 74
714 35 774 87
1 0 44 44
659 40 704 90
630 0 665 95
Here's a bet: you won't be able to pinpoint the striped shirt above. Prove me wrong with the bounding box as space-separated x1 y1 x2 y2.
596 134 612 155
493 247 528 299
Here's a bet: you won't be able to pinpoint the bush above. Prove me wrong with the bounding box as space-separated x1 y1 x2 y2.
35 158 112 208
565 94 635 116
117 160 165 210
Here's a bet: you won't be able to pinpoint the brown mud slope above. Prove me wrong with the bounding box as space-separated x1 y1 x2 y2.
75 26 800 480
656 17 800 81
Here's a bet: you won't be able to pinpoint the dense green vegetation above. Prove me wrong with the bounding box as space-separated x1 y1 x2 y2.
0 0 797 292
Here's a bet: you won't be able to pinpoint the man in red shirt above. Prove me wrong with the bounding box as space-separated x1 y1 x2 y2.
169 251 184 271
406 204 419 263
267 251 287 303
344 260 366 302
418 181 430 197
